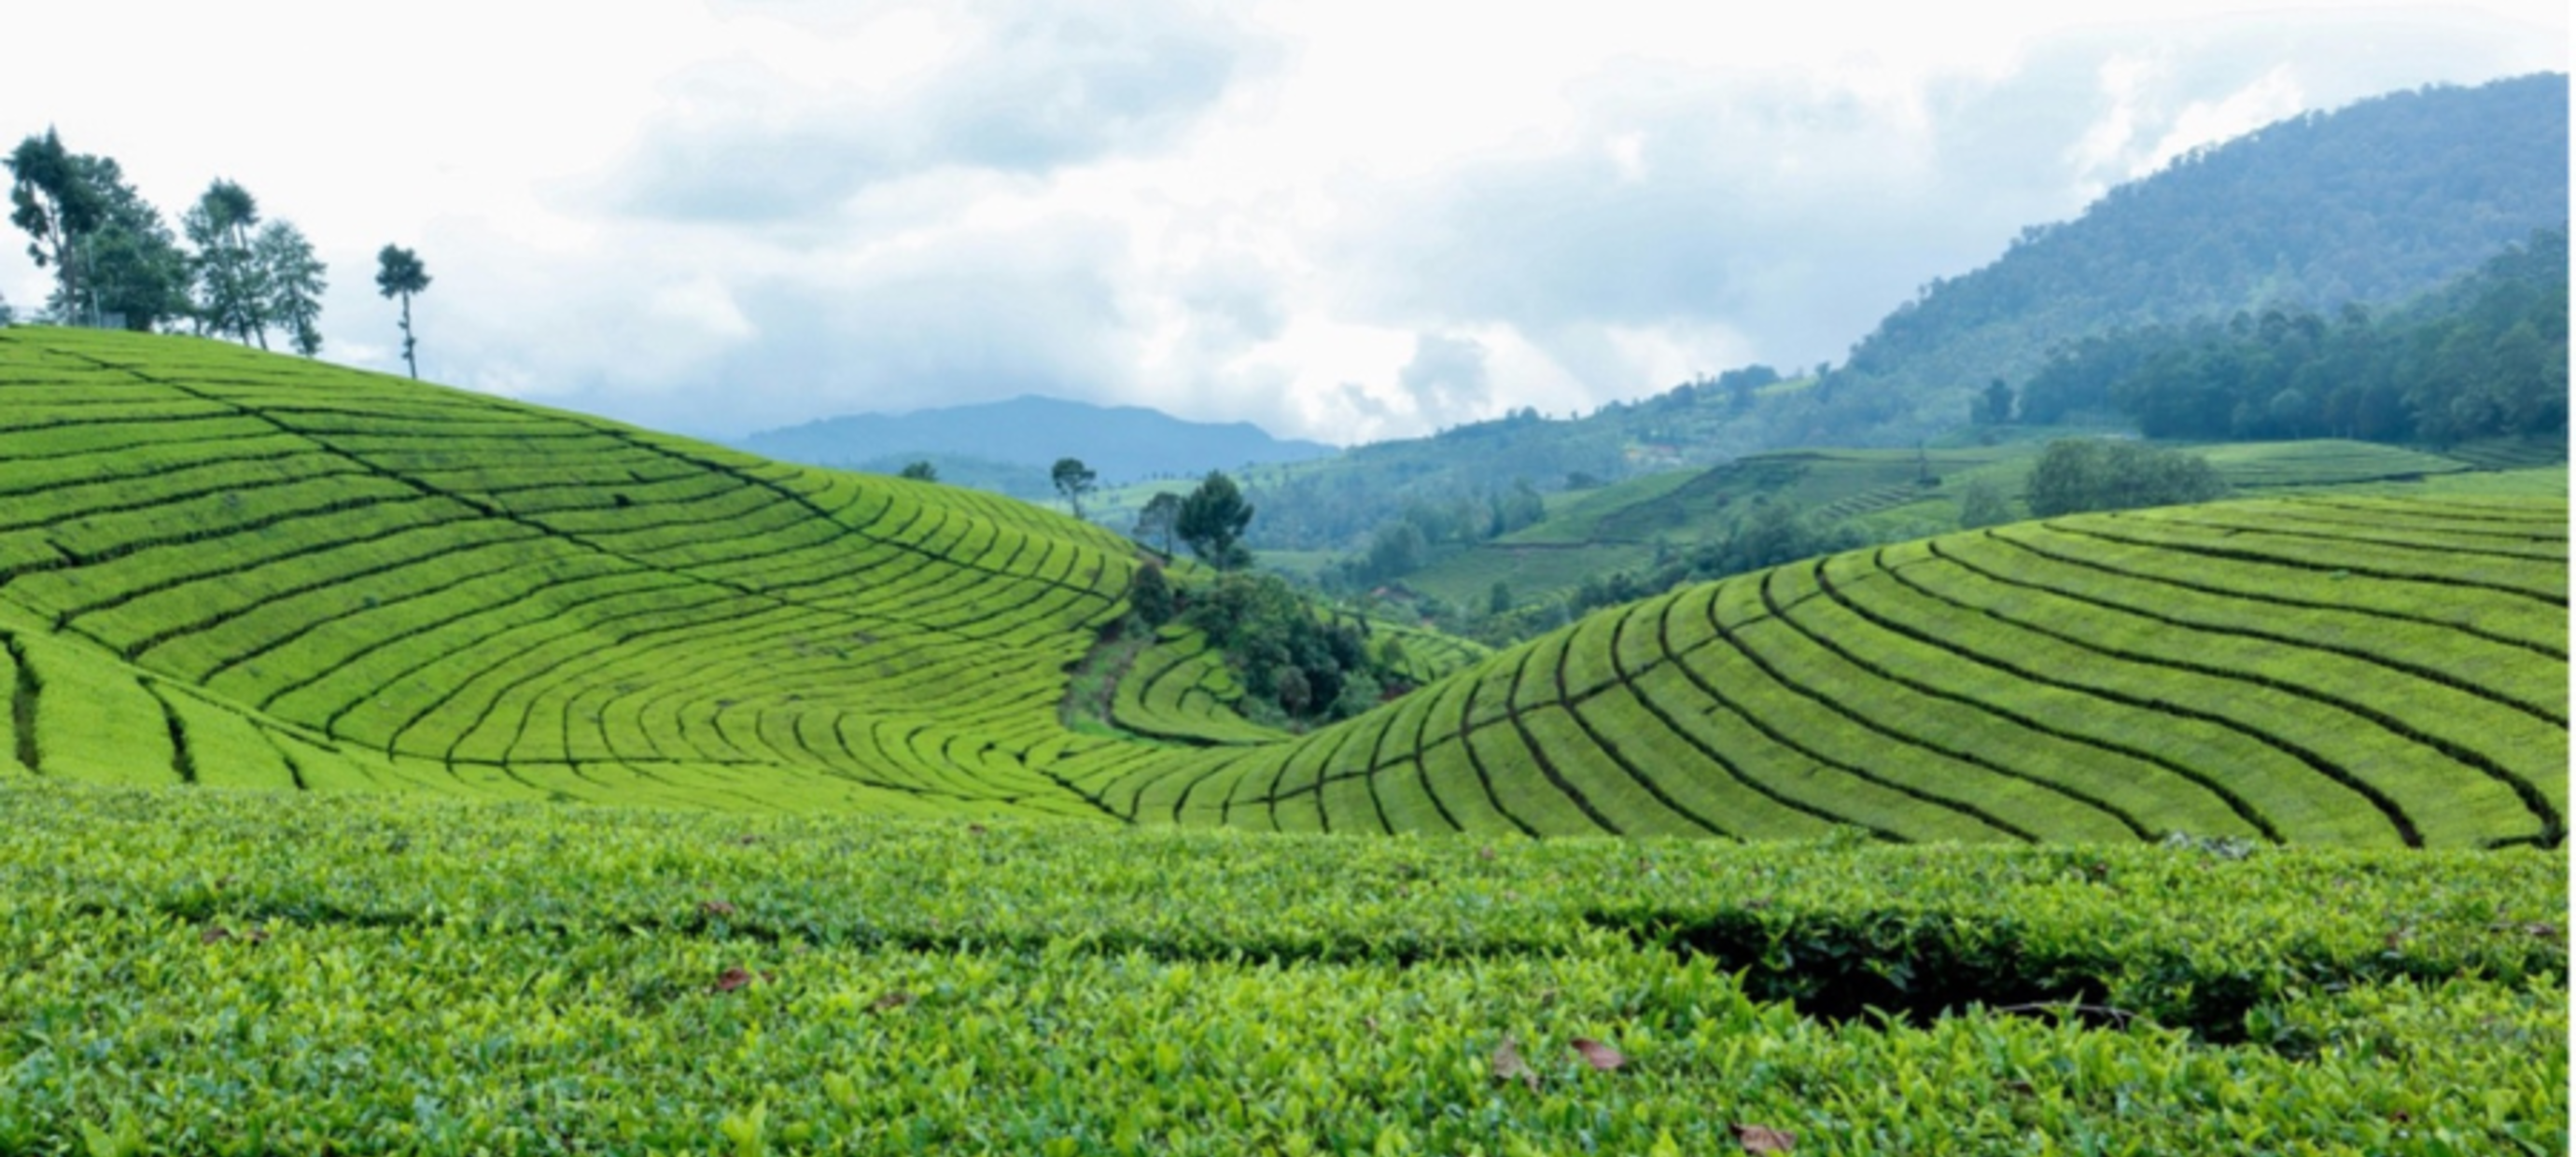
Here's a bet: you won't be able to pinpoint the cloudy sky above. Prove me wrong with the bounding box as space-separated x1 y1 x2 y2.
2 3 2563 444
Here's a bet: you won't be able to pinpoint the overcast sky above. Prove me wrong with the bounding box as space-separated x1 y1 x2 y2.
2 3 2563 444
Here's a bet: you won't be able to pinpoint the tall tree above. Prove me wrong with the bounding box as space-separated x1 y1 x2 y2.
1050 457 1098 520
73 155 188 331
1133 491 1181 556
185 180 266 346
7 129 105 322
1177 470 1254 570
257 221 326 356
374 244 430 379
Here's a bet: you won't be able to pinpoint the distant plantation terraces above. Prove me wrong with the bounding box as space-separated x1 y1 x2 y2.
1 327 2565 847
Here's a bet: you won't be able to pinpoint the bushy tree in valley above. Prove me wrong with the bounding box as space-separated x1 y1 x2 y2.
1127 560 1175 627
1184 570 1380 723
2024 439 2227 517
1178 470 1254 570
1955 476 2014 529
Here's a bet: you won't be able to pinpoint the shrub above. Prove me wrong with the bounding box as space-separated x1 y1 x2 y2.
2025 439 2226 517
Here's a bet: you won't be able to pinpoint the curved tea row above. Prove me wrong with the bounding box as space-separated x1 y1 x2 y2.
1076 495 2567 848
0 328 1144 817
3 328 2563 845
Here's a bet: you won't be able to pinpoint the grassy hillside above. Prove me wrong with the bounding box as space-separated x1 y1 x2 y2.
1088 495 2567 848
1401 438 2555 608
0 327 1144 818
3 328 2562 850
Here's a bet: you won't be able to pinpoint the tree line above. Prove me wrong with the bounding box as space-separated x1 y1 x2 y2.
6 127 433 376
1995 229 2566 445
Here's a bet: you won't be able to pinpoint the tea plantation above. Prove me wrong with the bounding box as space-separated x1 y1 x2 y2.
1 327 2566 848
0 784 2562 1154
0 328 2566 1151
1096 497 2566 849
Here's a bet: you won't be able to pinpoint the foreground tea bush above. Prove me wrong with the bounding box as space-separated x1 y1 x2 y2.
2 784 2562 1154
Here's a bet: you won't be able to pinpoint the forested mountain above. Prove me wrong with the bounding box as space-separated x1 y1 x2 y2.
738 395 1335 496
1790 73 2569 446
2017 228 2568 442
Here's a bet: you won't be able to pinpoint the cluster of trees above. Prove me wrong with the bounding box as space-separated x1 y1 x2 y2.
2007 229 2567 445
1127 565 1392 726
7 128 431 372
1333 481 1547 590
1131 471 1255 571
2023 439 2226 517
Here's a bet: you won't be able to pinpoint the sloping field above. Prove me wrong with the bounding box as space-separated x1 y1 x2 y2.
4 328 2564 848
0 327 1146 817
2194 439 2473 487
1108 623 1283 746
1089 495 2568 848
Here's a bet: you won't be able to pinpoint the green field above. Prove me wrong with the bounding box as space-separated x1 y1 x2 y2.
1100 496 2568 848
1 328 2566 854
1403 438 2567 607
0 327 1148 818
0 782 2559 1154
1 328 2569 1155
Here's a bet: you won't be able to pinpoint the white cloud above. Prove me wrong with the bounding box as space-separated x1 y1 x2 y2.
0 1 2563 443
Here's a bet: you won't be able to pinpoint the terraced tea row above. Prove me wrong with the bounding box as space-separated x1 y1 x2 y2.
1086 495 2567 848
5 328 2564 846
0 328 1145 816
1108 624 1281 746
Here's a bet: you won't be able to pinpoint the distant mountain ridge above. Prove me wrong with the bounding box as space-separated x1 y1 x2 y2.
738 395 1337 493
1792 72 2569 445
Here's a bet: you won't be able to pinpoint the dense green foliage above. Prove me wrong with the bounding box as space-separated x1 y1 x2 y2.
1797 74 2568 449
1176 470 1254 570
2015 230 2569 444
9 129 335 345
0 782 2560 1154
2023 439 2228 517
1181 572 1388 725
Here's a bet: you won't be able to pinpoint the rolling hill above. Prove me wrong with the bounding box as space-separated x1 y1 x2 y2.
0 326 1147 818
1084 495 2567 849
1 327 2563 847
737 394 1337 497
1396 436 2564 608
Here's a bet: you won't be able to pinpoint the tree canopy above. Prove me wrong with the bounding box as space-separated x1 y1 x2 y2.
375 244 431 379
1051 457 1098 520
1177 471 1254 570
2024 439 2227 518
2014 229 2568 445
7 129 106 321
